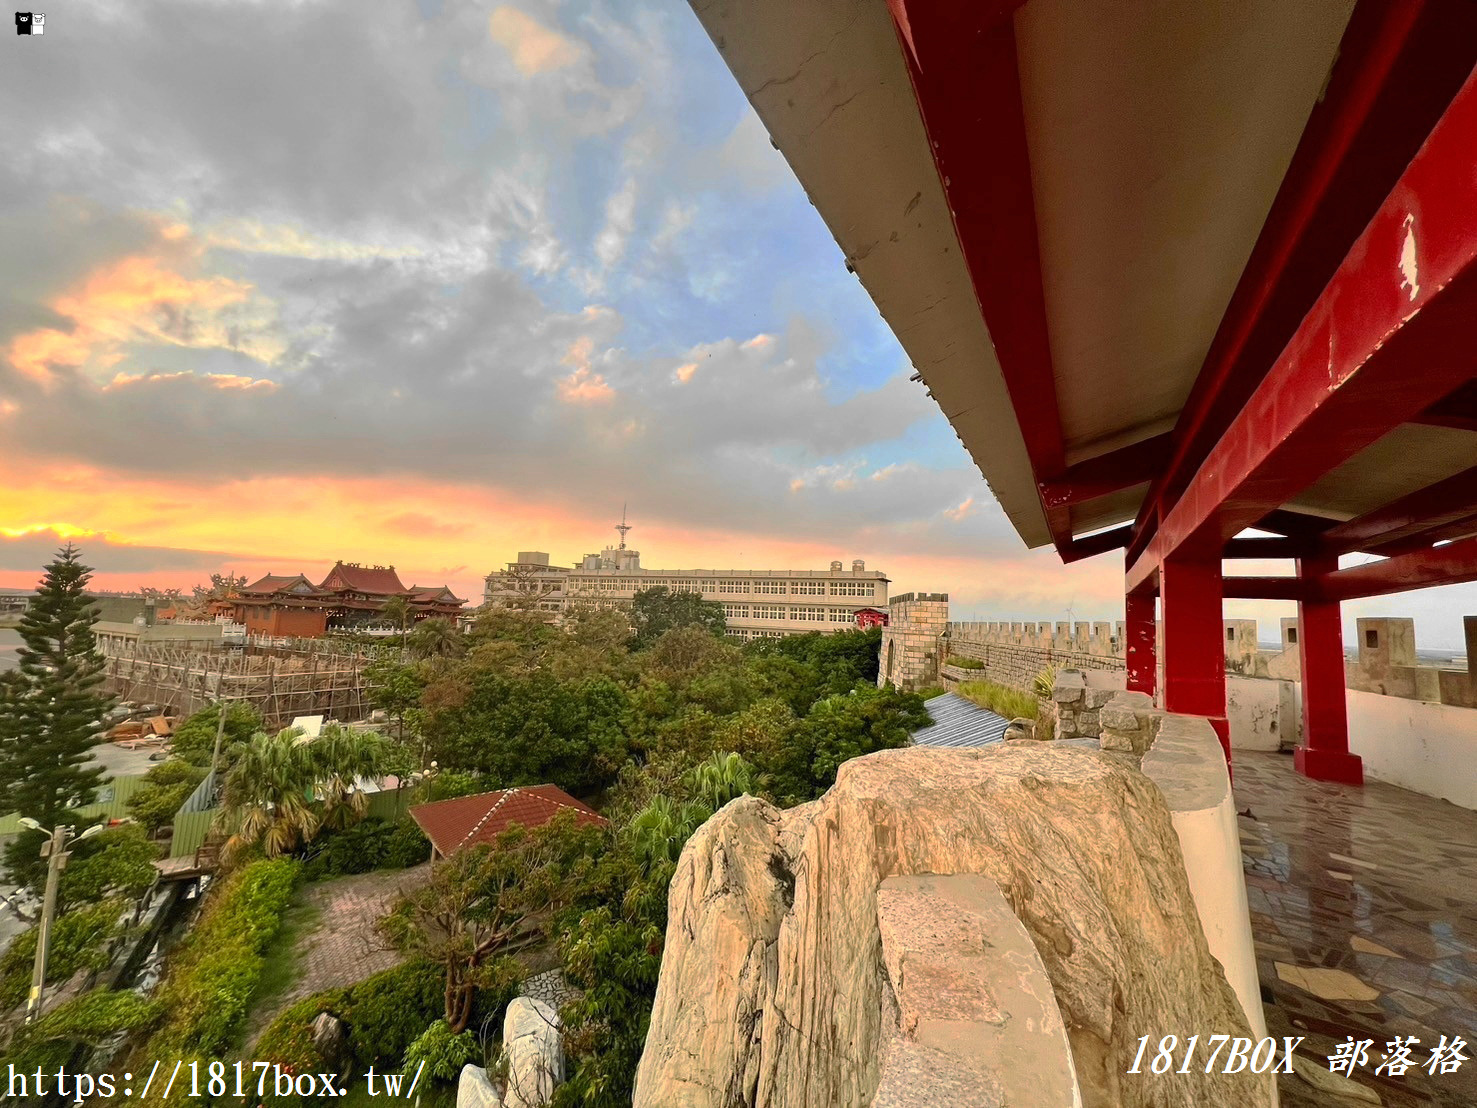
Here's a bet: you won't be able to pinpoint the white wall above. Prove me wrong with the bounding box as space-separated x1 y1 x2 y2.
1227 676 1297 752
1347 689 1477 810
1142 713 1272 1096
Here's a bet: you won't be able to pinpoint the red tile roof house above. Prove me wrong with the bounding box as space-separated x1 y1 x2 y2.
408 785 607 860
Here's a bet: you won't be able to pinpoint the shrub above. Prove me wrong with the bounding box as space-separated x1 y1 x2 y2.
138 858 299 1062
403 1018 479 1081
956 680 1039 720
254 990 344 1076
1031 665 1060 700
301 818 431 880
252 954 501 1086
0 899 124 1009
339 958 447 1070
2 989 160 1075
128 759 208 834
948 656 985 669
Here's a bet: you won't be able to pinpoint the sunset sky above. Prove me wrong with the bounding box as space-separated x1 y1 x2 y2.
3 1 1473 648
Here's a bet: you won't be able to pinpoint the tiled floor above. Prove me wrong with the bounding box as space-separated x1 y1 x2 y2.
1234 751 1477 1106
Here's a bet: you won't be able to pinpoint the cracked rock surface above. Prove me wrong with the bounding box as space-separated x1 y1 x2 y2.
633 743 1271 1108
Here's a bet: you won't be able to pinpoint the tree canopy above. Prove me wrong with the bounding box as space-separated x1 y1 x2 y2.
0 544 112 826
628 585 726 648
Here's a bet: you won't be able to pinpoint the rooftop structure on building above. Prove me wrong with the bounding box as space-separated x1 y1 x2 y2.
233 560 465 639
409 785 606 859
695 0 1477 787
485 518 889 640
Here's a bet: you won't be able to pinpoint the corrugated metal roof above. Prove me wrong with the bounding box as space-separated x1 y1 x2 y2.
911 693 1010 748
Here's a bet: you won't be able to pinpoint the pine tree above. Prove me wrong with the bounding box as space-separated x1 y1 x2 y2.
2 544 113 825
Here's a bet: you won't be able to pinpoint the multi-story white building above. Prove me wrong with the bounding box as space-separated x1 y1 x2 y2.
483 535 889 640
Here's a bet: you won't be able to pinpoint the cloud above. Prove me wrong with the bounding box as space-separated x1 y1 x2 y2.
1 0 1302 635
7 250 280 386
944 497 978 522
557 336 615 403
488 6 583 75
383 513 471 539
0 526 240 578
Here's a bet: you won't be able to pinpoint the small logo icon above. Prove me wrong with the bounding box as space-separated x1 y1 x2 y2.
15 11 42 34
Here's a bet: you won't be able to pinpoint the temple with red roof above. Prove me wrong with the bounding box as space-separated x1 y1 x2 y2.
232 560 466 638
408 785 607 860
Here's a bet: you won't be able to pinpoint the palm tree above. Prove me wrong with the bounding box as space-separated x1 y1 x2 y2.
380 594 413 659
217 724 386 859
625 795 708 870
686 751 756 812
407 616 464 661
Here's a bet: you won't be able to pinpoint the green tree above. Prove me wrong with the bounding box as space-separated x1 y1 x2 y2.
378 812 607 1032
55 823 161 909
0 544 112 826
423 673 629 794
381 595 413 659
407 616 464 661
217 724 386 859
629 586 725 649
624 795 709 869
168 700 263 770
127 758 208 834
763 684 931 804
684 751 756 813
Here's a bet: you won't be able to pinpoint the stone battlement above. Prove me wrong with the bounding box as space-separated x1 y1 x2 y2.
881 597 1477 712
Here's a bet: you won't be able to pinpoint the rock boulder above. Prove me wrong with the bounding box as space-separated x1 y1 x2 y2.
634 743 1270 1108
502 996 563 1108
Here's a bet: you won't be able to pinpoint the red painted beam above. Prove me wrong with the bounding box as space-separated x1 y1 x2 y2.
1128 0 1477 567
1371 511 1477 557
1060 525 1133 564
1040 433 1174 509
1324 535 1477 600
1224 537 1315 559
1257 510 1338 540
1412 381 1477 432
1323 464 1477 554
886 0 1070 551
1221 576 1308 601
1128 65 1477 595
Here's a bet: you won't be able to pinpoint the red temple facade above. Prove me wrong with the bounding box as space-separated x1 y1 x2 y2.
233 561 466 638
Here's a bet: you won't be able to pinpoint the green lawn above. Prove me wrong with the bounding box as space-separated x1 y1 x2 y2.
240 893 320 1047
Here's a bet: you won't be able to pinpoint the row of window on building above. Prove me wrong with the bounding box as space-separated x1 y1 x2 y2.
569 578 878 597
722 604 859 623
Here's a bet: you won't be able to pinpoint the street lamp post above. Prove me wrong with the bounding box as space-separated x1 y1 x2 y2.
19 817 102 1024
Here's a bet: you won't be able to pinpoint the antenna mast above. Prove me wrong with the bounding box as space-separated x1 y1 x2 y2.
615 503 633 550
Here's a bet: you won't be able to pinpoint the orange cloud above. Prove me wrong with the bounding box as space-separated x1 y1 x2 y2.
943 496 977 521
674 362 698 384
105 371 278 392
7 251 279 386
557 336 615 403
489 7 581 75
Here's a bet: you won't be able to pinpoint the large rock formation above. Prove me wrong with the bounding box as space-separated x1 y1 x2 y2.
634 743 1271 1108
456 995 565 1108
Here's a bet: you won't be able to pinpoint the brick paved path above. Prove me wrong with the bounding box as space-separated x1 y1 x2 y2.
249 863 430 1042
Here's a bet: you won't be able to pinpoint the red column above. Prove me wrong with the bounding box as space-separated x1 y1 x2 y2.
1125 588 1157 698
1293 554 1364 785
1161 555 1230 761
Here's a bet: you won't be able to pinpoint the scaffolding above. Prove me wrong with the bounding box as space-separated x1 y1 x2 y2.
103 638 381 729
